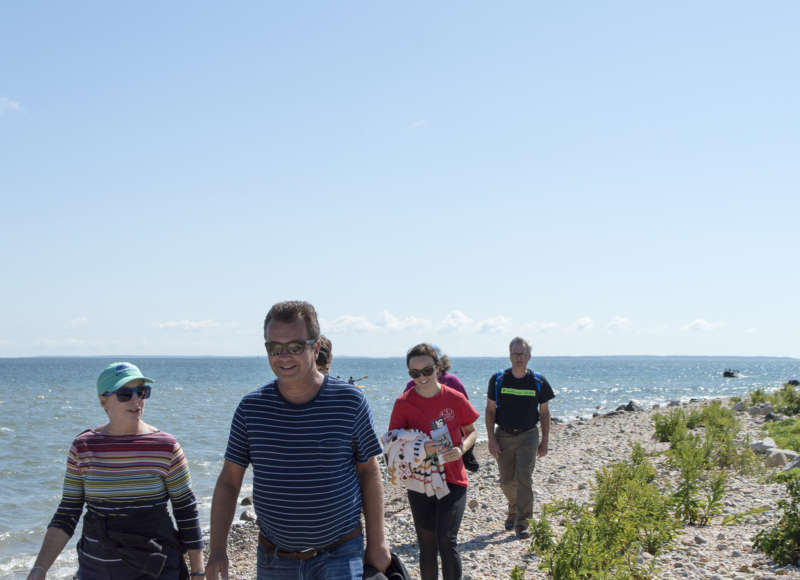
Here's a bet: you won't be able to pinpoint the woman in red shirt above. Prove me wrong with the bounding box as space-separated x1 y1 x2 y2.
388 343 479 580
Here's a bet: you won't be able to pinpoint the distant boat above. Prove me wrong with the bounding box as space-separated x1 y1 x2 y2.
723 369 740 378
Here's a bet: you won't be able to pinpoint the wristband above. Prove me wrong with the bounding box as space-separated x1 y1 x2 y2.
190 572 205 577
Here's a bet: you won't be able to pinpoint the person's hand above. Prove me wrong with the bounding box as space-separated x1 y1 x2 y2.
440 445 463 464
537 439 549 458
365 540 392 573
488 438 501 459
205 550 229 580
424 440 443 456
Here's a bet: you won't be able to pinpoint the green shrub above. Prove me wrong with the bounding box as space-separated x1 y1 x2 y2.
700 401 740 443
686 408 703 430
751 388 768 405
765 417 800 452
753 475 800 565
653 408 686 443
533 449 677 578
529 512 555 554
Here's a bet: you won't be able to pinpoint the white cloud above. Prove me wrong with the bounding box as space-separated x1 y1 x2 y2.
409 120 427 129
0 97 22 115
323 315 379 333
573 316 595 332
682 318 722 332
524 321 560 333
606 316 632 332
438 310 474 332
477 315 512 334
70 316 89 329
377 310 432 331
157 319 221 330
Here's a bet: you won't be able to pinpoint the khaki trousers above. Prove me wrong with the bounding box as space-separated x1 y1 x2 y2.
495 426 539 529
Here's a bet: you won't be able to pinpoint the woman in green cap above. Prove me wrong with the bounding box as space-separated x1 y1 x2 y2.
27 362 205 579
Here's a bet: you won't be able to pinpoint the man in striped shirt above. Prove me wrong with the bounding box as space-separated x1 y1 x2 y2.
207 301 391 579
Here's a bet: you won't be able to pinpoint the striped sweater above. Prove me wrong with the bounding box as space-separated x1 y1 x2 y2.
48 429 203 550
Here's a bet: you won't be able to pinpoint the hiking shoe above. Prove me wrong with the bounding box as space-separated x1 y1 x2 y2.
504 515 515 531
515 526 531 539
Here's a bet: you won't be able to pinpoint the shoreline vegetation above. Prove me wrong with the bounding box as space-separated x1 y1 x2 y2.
209 393 800 579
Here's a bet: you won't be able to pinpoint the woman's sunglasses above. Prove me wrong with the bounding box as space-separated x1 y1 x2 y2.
408 366 436 379
103 385 152 402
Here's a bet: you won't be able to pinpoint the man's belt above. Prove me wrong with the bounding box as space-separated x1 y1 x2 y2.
501 426 534 436
258 524 362 561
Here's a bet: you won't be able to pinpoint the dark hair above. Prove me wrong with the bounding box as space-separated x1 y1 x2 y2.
264 301 320 340
509 336 532 355
316 335 332 367
438 354 451 374
406 343 439 368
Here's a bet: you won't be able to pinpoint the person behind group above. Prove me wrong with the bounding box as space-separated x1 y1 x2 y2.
316 334 332 374
206 301 391 579
27 362 204 579
388 343 479 580
402 345 479 472
485 337 555 539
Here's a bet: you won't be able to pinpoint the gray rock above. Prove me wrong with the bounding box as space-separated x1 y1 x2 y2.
240 495 253 506
733 401 746 412
764 412 787 422
616 400 644 412
240 509 256 522
751 437 777 454
748 403 775 416
766 451 788 467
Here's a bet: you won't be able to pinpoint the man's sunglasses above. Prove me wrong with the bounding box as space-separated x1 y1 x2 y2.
265 338 318 357
103 385 152 402
408 366 436 379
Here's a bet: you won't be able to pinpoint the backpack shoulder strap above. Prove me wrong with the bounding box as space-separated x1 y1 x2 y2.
494 370 504 408
531 372 543 394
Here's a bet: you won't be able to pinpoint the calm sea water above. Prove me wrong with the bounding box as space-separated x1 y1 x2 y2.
1 355 799 578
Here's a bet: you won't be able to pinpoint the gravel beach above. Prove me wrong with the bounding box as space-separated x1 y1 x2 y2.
209 399 800 579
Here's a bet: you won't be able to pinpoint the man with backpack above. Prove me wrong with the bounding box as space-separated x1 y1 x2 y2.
485 337 555 539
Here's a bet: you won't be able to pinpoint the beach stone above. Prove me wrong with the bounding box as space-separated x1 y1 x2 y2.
749 403 775 416
616 400 644 412
240 509 256 522
767 451 788 467
734 401 746 412
766 412 787 422
240 495 253 506
752 438 777 454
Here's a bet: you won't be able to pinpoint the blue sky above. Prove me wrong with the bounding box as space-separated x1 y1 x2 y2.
1 2 798 357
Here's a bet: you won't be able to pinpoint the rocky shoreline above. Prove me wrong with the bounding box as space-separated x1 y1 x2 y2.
209 399 800 579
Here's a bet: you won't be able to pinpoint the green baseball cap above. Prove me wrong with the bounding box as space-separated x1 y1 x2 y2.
96 362 153 396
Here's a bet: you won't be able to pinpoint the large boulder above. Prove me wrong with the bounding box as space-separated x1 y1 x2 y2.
766 451 788 467
748 403 775 416
616 400 644 412
751 438 777 454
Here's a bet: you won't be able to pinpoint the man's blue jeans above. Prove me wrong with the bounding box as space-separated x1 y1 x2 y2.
256 535 364 580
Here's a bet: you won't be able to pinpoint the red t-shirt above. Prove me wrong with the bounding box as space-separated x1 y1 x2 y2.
388 385 480 488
